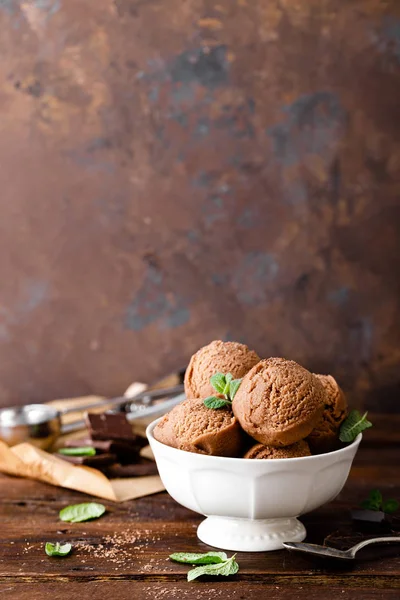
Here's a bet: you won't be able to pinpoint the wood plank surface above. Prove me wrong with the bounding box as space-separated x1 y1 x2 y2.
1 417 399 599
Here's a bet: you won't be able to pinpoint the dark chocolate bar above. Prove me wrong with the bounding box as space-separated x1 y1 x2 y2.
56 452 117 467
64 435 147 463
85 412 136 442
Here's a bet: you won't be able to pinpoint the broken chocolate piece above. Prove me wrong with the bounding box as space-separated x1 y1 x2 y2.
85 412 135 442
64 437 113 452
102 460 158 478
56 452 117 467
351 509 386 523
64 435 147 463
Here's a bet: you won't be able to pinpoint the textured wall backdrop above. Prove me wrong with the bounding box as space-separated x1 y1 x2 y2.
0 0 399 411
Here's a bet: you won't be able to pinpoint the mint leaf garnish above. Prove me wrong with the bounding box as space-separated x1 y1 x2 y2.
382 499 399 514
204 396 231 409
360 488 382 511
187 554 239 581
58 447 96 457
169 551 228 565
59 502 106 523
45 542 72 557
361 499 380 511
207 373 242 409
210 373 227 394
359 489 398 514
368 489 383 508
339 410 372 442
222 373 233 395
229 378 242 400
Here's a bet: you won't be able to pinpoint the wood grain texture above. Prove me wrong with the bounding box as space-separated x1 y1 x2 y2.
0 1 399 410
1 420 399 598
1 583 400 600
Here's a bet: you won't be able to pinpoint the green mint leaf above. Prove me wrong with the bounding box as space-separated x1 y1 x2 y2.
58 447 96 457
45 542 72 557
382 499 399 514
187 554 239 581
339 410 372 443
59 502 106 523
222 382 231 396
229 378 242 400
222 373 233 396
169 551 228 565
360 489 382 511
210 373 227 394
204 396 231 410
368 489 383 506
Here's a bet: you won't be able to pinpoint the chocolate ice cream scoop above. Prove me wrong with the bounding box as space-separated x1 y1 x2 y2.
232 358 324 447
244 439 311 459
307 374 348 454
153 398 243 457
184 340 260 399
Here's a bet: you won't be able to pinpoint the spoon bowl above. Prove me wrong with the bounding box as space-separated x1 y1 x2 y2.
0 405 61 450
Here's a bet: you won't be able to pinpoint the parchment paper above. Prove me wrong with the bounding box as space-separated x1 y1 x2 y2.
0 384 165 501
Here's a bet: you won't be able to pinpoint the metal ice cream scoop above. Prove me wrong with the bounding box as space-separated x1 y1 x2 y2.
283 536 400 560
0 385 184 450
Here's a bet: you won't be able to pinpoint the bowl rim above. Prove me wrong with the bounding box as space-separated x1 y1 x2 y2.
146 416 362 464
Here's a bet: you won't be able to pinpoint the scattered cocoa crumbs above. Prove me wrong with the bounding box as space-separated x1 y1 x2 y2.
142 587 239 599
78 528 166 571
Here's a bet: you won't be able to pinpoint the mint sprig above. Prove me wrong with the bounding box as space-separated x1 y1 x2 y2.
204 373 242 410
360 489 399 514
188 554 239 581
170 551 228 564
169 551 239 581
45 542 72 557
339 410 372 442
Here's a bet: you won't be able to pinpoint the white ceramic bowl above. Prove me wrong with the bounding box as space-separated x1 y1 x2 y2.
147 418 361 552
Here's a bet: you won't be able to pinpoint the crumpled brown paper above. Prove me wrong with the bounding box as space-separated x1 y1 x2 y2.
0 441 164 501
0 385 166 502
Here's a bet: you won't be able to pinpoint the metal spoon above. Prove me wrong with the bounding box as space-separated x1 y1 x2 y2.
283 537 400 560
0 385 184 450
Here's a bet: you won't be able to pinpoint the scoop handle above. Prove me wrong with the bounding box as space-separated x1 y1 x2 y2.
60 395 132 416
59 386 184 434
351 536 400 556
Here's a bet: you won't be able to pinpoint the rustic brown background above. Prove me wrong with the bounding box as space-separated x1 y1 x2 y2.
0 0 399 411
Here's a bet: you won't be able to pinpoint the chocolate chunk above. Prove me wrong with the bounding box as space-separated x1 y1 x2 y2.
64 437 111 452
102 460 158 478
56 452 117 467
64 435 147 463
85 412 136 442
351 509 386 523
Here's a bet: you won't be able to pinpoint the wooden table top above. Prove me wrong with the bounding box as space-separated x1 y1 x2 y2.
1 413 399 600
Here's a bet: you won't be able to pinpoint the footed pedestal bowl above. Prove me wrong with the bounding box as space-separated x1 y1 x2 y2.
147 419 361 552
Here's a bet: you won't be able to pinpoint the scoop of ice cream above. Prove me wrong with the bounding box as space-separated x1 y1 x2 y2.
184 340 260 399
307 374 348 453
153 397 243 457
232 358 324 446
244 439 311 459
